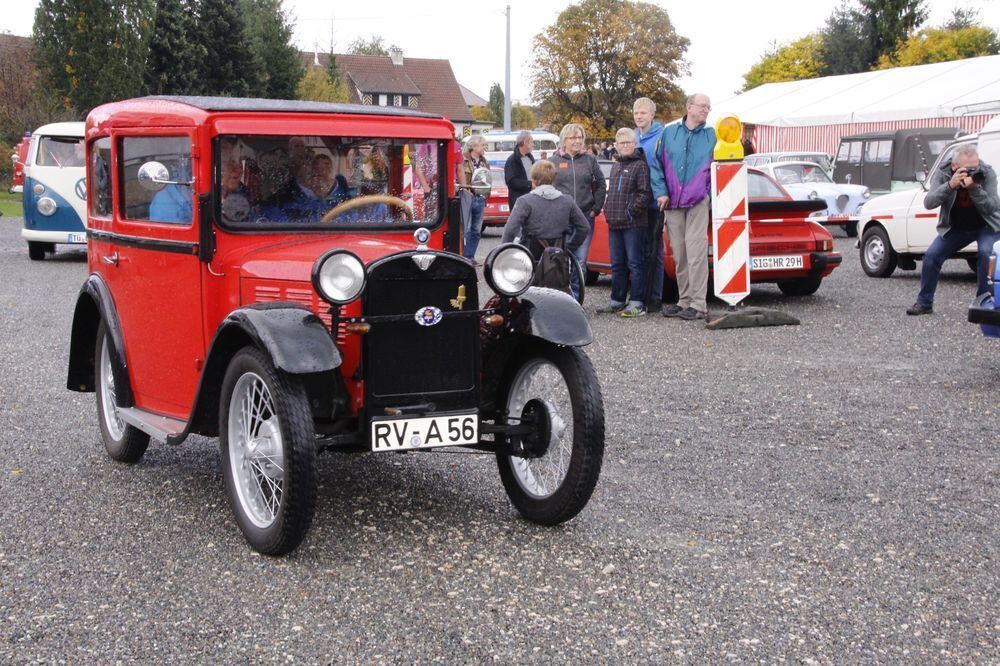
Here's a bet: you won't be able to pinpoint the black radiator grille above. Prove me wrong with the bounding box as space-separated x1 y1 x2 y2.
363 253 479 402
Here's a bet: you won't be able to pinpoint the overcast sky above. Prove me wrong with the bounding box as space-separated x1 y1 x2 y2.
2 0 998 109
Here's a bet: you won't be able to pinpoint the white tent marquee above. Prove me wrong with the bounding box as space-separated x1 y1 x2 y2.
712 55 1000 153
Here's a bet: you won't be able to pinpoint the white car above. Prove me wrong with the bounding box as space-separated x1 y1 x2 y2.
756 161 870 237
856 119 1000 278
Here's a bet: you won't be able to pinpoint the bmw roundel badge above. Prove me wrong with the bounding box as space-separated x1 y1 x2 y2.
414 306 443 327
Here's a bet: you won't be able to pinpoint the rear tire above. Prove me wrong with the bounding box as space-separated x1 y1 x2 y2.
860 226 897 277
967 257 979 273
28 242 46 261
95 323 150 463
496 343 604 525
220 347 316 556
777 277 822 296
584 269 599 286
845 220 859 238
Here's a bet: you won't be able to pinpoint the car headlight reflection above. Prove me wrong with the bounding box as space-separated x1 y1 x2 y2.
808 190 819 200
312 250 366 304
485 243 534 296
37 197 57 216
862 188 871 199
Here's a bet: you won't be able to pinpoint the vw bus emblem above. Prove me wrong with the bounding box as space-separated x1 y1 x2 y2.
414 306 443 327
74 178 86 200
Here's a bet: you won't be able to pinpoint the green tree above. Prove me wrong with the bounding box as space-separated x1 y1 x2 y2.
856 0 927 65
511 104 536 129
196 0 261 96
145 0 205 95
877 25 1000 68
488 83 504 125
0 40 72 146
819 5 874 75
326 54 349 102
33 0 155 113
470 105 494 123
347 35 390 56
944 7 979 31
296 67 347 102
240 0 302 98
741 34 825 91
529 0 689 132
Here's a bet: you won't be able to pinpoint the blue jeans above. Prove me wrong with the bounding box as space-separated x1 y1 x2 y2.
609 227 646 307
463 195 485 260
568 214 596 301
917 227 1000 307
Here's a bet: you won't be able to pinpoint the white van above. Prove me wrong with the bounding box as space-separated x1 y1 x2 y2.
857 115 1000 277
21 121 87 260
465 130 560 167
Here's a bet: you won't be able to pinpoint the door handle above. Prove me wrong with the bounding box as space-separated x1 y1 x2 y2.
101 252 119 267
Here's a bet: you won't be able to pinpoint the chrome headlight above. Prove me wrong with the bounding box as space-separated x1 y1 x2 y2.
485 243 534 296
311 250 366 304
862 188 871 199
37 197 57 216
808 190 819 200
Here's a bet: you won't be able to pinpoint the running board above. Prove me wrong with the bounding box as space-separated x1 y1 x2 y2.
118 407 187 443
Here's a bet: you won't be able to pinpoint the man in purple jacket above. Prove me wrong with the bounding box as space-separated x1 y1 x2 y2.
650 94 717 321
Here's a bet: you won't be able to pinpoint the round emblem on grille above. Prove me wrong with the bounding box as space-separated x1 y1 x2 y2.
75 178 86 200
414 306 443 327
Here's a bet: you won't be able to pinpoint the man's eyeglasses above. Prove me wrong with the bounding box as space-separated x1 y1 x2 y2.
690 103 711 110
615 140 636 145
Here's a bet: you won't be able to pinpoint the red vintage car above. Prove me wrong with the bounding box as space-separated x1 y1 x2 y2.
10 133 30 193
483 166 510 226
586 168 842 297
67 97 605 555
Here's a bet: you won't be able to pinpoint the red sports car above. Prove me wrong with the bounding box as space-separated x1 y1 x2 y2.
483 166 510 226
586 167 842 297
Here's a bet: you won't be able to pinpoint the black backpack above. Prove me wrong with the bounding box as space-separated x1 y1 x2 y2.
531 238 573 295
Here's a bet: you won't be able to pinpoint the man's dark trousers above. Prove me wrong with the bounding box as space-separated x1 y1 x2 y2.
642 208 664 308
917 227 1000 307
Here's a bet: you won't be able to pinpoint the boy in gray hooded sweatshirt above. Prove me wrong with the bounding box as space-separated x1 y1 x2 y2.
501 160 591 260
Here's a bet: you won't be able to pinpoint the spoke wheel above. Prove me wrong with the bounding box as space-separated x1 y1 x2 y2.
496 343 604 525
95 322 149 463
220 347 316 555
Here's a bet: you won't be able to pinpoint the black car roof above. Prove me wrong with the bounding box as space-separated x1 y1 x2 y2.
840 128 963 141
140 95 442 119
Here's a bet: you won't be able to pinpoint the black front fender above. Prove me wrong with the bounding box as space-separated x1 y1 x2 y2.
218 303 342 374
510 287 593 347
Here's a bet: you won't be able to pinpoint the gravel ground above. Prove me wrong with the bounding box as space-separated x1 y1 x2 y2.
0 219 997 663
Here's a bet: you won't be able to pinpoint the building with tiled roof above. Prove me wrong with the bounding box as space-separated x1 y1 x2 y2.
301 48 492 137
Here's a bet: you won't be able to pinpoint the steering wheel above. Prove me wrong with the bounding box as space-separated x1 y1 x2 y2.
320 194 414 223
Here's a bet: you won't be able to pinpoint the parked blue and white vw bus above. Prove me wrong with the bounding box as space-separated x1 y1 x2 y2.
21 122 87 260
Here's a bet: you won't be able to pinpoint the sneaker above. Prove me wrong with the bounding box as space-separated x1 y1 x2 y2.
596 303 625 314
618 306 647 318
661 304 683 317
906 302 933 316
677 307 707 321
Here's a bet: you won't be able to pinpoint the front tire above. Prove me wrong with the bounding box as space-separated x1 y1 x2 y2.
27 241 46 261
496 343 604 525
95 323 150 463
777 277 822 296
220 347 317 556
860 225 897 277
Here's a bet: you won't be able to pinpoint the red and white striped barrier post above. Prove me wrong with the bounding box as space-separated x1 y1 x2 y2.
711 161 750 306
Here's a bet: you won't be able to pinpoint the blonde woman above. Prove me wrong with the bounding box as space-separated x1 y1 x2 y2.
550 123 607 300
457 135 490 261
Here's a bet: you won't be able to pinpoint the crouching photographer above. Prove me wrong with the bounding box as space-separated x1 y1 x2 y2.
907 145 1000 315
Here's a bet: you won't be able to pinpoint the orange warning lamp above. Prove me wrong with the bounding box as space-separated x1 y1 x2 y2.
714 115 744 161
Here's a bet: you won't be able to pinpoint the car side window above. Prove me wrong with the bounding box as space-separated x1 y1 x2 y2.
848 141 862 165
748 172 785 198
836 142 850 164
90 137 113 217
865 140 890 164
120 136 193 224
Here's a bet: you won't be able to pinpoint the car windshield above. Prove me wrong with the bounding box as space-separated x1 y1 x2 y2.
35 136 85 168
773 164 832 185
490 169 506 187
216 134 443 229
748 172 787 199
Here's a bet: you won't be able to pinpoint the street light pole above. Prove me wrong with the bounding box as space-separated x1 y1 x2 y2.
504 4 511 131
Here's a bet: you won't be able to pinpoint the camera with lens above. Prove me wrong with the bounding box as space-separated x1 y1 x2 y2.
964 167 986 184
